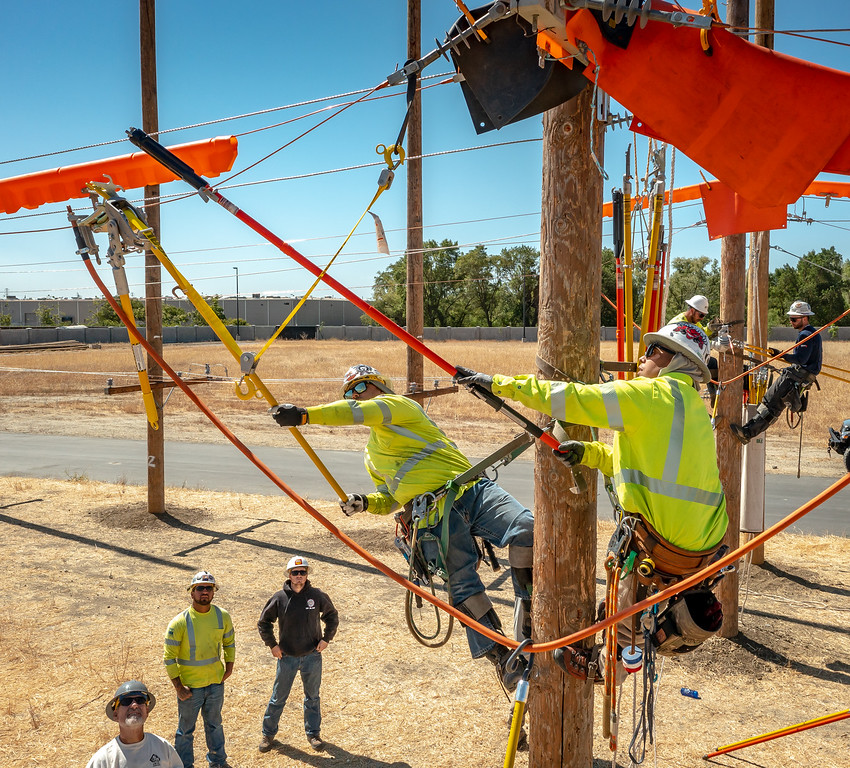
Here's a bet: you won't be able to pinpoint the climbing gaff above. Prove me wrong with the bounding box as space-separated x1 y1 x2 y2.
67 194 160 431
126 127 587 490
76 182 347 502
447 4 589 134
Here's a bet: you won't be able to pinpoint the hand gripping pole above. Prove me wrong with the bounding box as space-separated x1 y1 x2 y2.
126 128 586 490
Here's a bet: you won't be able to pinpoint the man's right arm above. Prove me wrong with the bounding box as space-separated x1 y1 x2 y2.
257 595 280 649
164 617 192 700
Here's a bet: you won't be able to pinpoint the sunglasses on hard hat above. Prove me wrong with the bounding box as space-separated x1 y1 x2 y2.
118 695 149 708
290 569 308 576
344 381 369 399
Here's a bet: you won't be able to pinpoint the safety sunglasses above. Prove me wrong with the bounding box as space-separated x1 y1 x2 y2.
694 311 706 319
644 343 673 358
343 381 369 399
193 585 215 592
118 695 149 707
289 569 308 576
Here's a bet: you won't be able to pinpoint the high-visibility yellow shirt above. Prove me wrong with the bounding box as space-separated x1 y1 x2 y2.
492 373 727 551
306 395 472 516
669 311 714 339
163 605 235 688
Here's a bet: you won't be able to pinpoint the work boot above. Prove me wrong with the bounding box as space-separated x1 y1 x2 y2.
258 734 276 753
486 645 526 692
307 734 324 751
553 644 603 684
729 423 750 445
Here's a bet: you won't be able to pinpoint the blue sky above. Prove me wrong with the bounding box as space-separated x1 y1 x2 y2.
1 1 848 302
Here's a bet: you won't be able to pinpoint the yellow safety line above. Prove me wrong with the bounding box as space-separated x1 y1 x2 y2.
118 292 160 430
253 180 389 364
102 197 347 501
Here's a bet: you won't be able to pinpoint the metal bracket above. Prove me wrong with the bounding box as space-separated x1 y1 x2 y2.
560 0 713 30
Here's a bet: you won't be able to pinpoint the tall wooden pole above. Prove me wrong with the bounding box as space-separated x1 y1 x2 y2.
529 85 602 767
744 0 775 566
140 0 165 513
405 0 424 393
716 0 749 637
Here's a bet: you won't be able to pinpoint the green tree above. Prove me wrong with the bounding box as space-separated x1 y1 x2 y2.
456 245 501 326
768 247 848 328
665 256 721 323
493 245 539 327
371 259 407 325
423 240 468 327
601 247 617 327
189 296 227 326
36 304 60 327
87 298 145 327
162 305 190 326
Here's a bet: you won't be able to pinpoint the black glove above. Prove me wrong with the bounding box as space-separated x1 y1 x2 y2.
553 440 585 467
270 404 308 427
768 347 780 357
453 365 493 392
340 493 368 516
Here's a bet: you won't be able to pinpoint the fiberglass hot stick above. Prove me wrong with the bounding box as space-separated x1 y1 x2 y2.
125 127 587 493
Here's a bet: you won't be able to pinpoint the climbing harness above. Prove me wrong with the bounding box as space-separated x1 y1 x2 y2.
394 432 533 647
69 182 347 501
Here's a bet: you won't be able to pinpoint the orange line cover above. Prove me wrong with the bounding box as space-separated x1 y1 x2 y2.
0 136 238 215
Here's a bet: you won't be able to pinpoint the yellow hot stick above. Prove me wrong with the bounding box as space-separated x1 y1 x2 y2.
117 205 347 501
503 679 528 768
118 292 160 430
637 186 664 360
622 181 634 378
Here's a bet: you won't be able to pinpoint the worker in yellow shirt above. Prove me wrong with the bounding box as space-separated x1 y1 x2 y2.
164 571 235 768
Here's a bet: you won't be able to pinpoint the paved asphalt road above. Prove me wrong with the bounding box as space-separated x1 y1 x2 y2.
2 432 847 536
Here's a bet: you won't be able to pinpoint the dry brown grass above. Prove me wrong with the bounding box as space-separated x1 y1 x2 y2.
1 339 848 475
0 476 848 768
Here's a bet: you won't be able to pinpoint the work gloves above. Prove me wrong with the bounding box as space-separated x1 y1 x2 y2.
453 365 493 392
768 347 780 357
270 404 308 427
553 440 585 467
340 493 368 516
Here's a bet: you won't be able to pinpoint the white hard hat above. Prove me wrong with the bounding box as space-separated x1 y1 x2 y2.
286 555 309 573
187 571 218 592
340 364 393 399
685 295 709 315
787 300 814 317
644 322 712 383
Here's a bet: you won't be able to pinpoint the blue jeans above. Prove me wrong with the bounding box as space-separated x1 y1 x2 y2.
175 682 226 768
262 651 322 738
420 476 534 658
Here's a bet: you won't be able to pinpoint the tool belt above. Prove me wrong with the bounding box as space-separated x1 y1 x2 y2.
631 518 721 588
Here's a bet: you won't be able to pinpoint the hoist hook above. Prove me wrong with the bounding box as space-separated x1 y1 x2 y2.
235 376 258 401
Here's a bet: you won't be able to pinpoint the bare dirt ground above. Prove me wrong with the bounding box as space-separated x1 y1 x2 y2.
1 477 848 768
1 340 849 766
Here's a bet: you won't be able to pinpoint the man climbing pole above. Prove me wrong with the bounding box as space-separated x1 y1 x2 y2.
269 364 535 692
730 301 822 445
454 322 728 680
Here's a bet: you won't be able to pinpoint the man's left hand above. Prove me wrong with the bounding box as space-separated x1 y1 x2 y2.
553 440 585 467
271 404 308 427
316 640 329 652
453 365 493 392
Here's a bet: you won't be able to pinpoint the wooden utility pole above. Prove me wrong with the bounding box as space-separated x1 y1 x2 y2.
529 85 602 768
716 0 749 637
140 0 165 513
405 0 424 393
743 0 775 566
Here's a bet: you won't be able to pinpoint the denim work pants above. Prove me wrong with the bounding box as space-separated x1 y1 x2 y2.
175 682 226 767
262 651 323 738
420 476 534 658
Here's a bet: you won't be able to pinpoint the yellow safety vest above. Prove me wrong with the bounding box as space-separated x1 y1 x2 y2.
492 373 727 551
307 394 473 516
164 605 235 688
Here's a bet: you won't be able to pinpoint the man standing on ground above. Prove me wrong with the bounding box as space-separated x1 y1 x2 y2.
731 300 822 445
164 571 235 768
270 364 534 691
87 681 182 768
257 555 339 753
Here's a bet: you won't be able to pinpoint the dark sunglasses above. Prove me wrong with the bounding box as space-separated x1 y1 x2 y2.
645 342 673 358
193 585 215 592
290 569 308 576
343 381 369 399
694 311 706 319
118 695 149 707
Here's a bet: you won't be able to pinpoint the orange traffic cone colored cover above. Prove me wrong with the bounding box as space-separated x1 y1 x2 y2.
0 135 238 215
555 4 850 209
